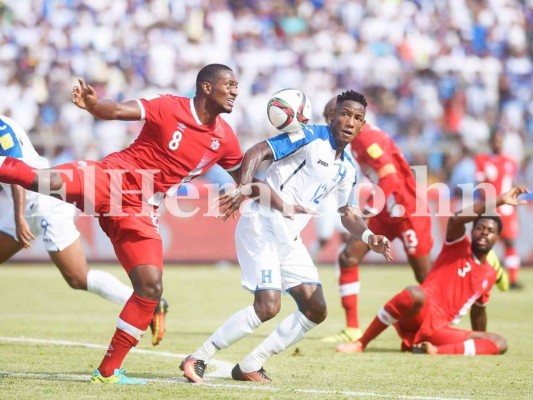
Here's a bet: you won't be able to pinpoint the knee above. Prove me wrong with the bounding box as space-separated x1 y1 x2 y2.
134 276 163 300
300 300 327 325
494 335 508 354
338 249 361 269
62 271 87 290
253 298 281 322
50 172 64 191
406 286 426 309
65 277 87 290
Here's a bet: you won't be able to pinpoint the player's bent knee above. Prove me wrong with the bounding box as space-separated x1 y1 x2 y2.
253 301 281 322
406 286 426 308
338 251 360 269
299 298 327 324
495 336 508 354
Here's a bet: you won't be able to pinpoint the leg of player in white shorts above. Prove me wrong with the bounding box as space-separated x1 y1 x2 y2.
0 194 133 305
183 208 328 383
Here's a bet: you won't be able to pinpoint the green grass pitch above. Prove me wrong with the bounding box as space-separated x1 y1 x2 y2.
0 264 532 399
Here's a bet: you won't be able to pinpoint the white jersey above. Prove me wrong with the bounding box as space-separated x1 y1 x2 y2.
0 115 49 196
0 115 79 251
246 124 358 242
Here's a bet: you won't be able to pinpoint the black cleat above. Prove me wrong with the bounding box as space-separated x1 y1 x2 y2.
180 356 207 383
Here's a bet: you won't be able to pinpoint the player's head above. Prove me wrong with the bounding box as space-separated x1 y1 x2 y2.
489 129 503 155
328 90 367 149
196 64 238 114
471 216 502 255
322 96 337 124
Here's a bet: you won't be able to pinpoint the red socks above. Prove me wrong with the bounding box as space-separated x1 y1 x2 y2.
339 266 360 328
0 157 36 189
436 338 499 355
359 289 414 348
98 293 159 377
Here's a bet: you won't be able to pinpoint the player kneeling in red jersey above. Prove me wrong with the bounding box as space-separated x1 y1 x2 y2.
337 185 529 356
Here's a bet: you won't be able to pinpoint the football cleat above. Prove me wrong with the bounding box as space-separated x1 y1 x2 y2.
150 298 168 346
180 356 207 384
231 364 272 383
91 369 147 385
336 340 364 354
321 327 362 343
412 342 438 355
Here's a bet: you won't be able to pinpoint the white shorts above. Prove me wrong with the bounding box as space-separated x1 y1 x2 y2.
235 208 321 293
0 192 80 252
314 195 348 240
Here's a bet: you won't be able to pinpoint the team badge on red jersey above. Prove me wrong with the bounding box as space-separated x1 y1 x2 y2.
211 139 220 151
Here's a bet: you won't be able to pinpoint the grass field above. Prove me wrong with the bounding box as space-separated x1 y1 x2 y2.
0 263 532 399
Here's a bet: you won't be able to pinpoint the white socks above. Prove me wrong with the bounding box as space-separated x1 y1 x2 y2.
192 305 261 363
86 269 133 305
239 310 317 373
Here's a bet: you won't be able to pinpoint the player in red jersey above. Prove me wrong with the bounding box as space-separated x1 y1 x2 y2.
336 185 528 355
0 64 243 384
321 98 433 343
474 130 522 289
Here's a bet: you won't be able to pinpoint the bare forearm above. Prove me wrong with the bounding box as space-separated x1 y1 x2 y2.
239 142 273 186
11 184 26 221
340 207 368 240
86 99 141 121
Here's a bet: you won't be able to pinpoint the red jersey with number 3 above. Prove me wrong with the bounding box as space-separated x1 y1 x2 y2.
102 95 243 205
422 235 496 328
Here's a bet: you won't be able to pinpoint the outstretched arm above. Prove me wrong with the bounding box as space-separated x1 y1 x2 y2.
446 186 529 242
71 78 141 121
339 205 392 261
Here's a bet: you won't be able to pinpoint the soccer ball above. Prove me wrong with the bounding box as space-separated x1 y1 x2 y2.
267 88 312 133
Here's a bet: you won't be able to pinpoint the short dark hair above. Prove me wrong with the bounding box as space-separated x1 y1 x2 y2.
473 215 503 235
336 90 368 108
196 64 233 91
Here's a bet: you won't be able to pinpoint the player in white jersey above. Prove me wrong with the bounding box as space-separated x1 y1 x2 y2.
180 90 392 383
0 115 167 345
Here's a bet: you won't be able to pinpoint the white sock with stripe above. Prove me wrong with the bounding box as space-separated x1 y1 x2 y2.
87 269 133 305
192 305 261 363
239 310 317 373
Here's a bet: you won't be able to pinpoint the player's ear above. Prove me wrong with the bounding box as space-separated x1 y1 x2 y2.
202 82 212 95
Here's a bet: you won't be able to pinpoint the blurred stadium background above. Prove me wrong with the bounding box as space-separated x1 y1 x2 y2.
1 0 532 264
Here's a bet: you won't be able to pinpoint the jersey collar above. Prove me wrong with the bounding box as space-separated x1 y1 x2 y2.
326 126 345 160
190 97 203 126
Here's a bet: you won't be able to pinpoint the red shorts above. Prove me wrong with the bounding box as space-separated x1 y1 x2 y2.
368 212 433 258
54 161 163 272
393 294 471 350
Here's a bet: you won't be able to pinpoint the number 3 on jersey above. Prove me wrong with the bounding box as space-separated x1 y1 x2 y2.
168 130 183 150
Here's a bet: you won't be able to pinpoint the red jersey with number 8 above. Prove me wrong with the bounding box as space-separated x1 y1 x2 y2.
102 95 243 205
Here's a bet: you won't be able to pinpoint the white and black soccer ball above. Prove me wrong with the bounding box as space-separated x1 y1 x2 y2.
267 88 312 133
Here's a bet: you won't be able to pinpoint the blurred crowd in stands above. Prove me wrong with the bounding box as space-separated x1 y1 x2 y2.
0 0 531 187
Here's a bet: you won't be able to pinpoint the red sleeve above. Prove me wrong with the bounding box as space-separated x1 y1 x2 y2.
217 125 243 171
357 131 403 205
476 290 491 306
139 95 174 125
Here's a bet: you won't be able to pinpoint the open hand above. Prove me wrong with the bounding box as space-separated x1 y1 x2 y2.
71 78 98 110
368 234 393 261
